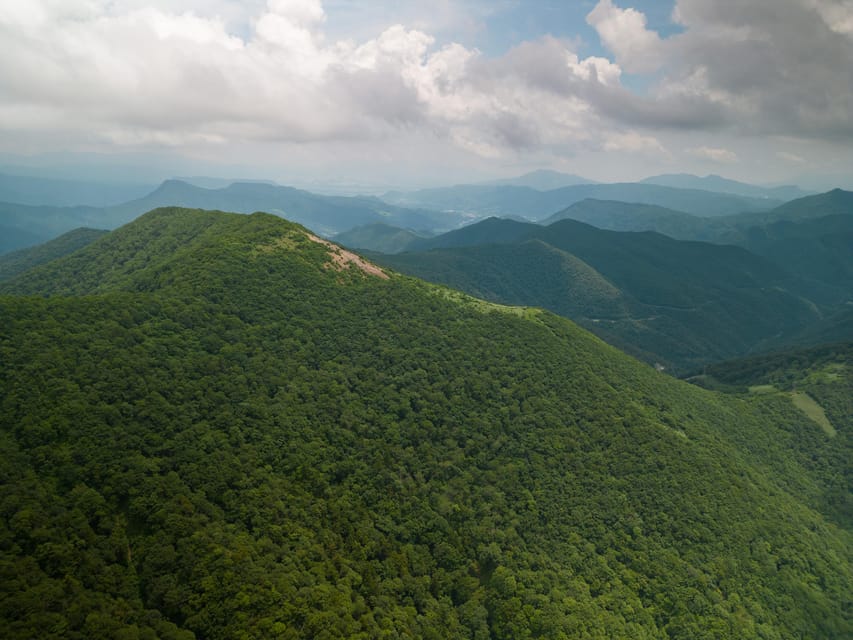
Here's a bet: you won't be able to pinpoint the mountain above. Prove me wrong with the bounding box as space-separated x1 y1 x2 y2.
333 223 431 254
539 194 853 297
687 341 853 529
0 223 45 255
480 169 595 190
732 188 853 227
0 200 105 253
1 207 850 638
370 217 836 371
641 173 810 201
0 172 155 207
104 179 459 237
0 179 464 255
382 182 782 220
541 199 742 243
0 227 107 282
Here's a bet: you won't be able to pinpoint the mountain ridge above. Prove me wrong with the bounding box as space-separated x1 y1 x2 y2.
1 206 850 638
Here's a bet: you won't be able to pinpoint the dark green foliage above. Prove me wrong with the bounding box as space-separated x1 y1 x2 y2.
0 228 108 282
371 217 825 372
1 208 850 638
688 342 853 530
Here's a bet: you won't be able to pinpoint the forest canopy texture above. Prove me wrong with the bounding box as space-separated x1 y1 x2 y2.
1 208 850 639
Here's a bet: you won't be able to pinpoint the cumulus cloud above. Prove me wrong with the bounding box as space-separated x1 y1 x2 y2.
586 0 853 143
586 0 664 73
0 0 851 171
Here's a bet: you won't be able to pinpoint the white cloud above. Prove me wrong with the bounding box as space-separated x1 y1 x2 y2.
0 0 851 183
586 0 664 73
688 146 738 163
0 0 640 160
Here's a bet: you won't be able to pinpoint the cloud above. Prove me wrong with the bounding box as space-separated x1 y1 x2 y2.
586 0 664 73
688 146 738 163
0 0 851 175
585 0 853 143
777 151 806 164
0 1 649 160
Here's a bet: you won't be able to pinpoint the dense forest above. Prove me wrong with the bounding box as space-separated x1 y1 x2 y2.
1 208 850 638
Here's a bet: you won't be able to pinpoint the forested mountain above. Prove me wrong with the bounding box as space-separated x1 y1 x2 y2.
368 217 844 371
381 182 782 220
0 228 108 282
2 207 850 639
540 191 853 294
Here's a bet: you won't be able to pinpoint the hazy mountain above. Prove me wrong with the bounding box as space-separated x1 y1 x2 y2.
480 169 595 190
0 227 107 282
0 223 46 255
333 223 431 254
382 182 782 219
1 207 849 638
731 187 853 227
0 200 104 253
371 217 835 371
0 172 155 207
542 198 742 243
0 179 465 255
641 173 811 201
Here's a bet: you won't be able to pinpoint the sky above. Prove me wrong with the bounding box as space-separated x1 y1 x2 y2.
1 0 852 191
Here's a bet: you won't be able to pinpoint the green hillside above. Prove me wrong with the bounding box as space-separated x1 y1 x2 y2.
1 208 850 639
371 218 827 372
688 341 853 529
0 227 108 282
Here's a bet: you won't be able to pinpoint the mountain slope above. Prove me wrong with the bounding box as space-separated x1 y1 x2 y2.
1 208 850 639
371 217 828 371
0 227 107 282
542 198 742 243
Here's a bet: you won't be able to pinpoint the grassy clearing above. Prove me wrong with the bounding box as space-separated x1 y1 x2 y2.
790 391 837 437
748 384 778 395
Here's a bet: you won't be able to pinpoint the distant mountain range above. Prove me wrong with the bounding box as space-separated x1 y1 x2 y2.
381 182 782 220
640 173 811 201
478 169 595 190
0 172 155 207
0 172 837 261
0 179 466 254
